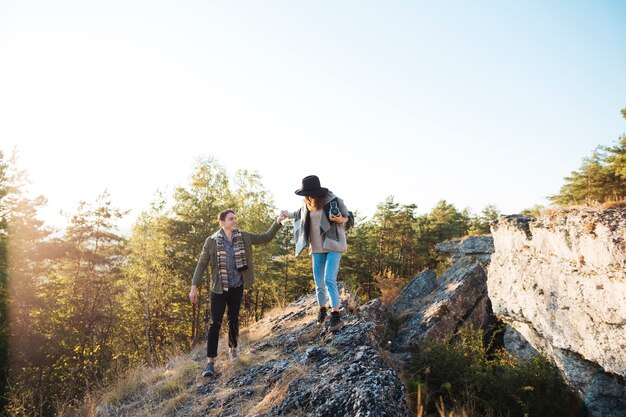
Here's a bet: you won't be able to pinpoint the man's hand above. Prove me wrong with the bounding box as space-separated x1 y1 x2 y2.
189 285 199 304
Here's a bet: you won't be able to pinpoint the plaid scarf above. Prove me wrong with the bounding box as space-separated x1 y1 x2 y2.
214 229 247 292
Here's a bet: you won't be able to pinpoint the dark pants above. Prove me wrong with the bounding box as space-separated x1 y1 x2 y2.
207 285 244 358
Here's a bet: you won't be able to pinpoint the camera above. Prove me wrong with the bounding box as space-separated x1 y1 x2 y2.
330 201 340 217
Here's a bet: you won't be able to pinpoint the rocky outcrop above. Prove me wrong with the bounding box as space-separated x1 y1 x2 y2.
202 290 410 417
391 236 494 352
489 209 626 416
99 286 411 417
434 235 494 264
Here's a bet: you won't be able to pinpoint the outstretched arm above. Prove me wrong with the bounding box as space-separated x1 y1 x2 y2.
248 214 285 245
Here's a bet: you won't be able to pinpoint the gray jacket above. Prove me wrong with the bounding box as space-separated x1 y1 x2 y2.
288 191 349 256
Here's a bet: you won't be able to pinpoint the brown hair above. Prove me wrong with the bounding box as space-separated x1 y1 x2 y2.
217 209 236 222
304 196 325 212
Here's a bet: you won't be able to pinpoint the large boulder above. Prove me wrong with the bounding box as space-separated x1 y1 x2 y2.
434 235 494 265
489 210 626 416
391 249 492 351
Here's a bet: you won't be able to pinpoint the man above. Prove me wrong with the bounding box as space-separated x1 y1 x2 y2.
190 208 286 377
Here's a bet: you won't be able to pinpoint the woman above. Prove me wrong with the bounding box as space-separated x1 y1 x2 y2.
281 175 350 332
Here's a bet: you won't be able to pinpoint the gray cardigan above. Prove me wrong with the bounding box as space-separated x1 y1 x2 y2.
288 191 349 256
191 221 282 294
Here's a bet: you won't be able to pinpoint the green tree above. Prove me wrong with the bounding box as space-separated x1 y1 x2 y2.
232 169 281 322
468 204 500 235
369 196 419 279
30 193 127 414
550 148 624 205
122 193 189 366
2 153 53 416
0 151 8 415
416 200 469 270
169 156 233 344
550 109 626 205
341 213 378 301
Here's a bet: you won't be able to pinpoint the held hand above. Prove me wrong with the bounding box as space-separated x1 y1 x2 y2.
280 210 289 218
277 211 287 224
189 285 198 305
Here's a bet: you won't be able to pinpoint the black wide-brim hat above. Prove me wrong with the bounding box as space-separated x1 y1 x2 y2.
295 175 328 197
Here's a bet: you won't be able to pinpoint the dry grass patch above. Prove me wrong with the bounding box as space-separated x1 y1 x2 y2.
217 347 283 383
142 367 167 386
599 199 626 209
100 367 146 407
536 200 626 216
197 387 239 415
157 393 190 417
150 379 183 402
295 323 323 345
247 305 315 343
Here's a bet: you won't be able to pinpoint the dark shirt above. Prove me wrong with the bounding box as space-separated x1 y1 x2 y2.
221 231 244 288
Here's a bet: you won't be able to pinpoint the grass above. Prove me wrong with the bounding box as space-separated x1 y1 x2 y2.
90 310 313 417
525 200 626 218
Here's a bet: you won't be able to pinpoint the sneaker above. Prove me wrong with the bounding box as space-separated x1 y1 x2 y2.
229 348 239 361
317 307 328 325
201 362 215 378
328 312 344 332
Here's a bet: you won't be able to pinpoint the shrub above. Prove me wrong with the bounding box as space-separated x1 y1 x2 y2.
408 327 584 417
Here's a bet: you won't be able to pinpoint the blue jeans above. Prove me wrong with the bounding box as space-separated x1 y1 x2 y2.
311 252 342 308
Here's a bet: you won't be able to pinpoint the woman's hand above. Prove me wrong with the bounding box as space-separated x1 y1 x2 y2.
329 214 344 224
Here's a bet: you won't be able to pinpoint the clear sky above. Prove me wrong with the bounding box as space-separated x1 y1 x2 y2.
1 1 625 231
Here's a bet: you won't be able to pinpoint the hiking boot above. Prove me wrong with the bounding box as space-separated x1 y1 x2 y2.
229 348 239 361
201 362 215 378
317 307 328 325
328 311 344 332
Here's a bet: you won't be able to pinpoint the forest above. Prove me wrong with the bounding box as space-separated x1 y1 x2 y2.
0 109 624 416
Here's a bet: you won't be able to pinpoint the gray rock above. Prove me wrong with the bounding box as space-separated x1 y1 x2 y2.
503 325 538 362
458 235 494 254
268 345 409 417
435 235 494 265
390 269 437 316
434 239 461 254
358 298 389 329
489 208 626 416
392 258 490 351
194 285 411 417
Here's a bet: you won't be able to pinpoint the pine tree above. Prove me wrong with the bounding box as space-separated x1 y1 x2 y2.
169 157 233 344
123 193 190 366
33 193 127 412
0 151 8 415
550 109 626 205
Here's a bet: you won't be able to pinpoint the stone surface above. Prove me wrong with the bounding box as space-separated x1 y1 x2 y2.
489 209 626 416
391 258 490 351
389 269 437 317
434 235 494 264
502 324 538 363
96 285 411 417
213 291 408 417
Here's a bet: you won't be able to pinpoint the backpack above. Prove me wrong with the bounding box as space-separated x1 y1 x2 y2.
345 211 355 231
